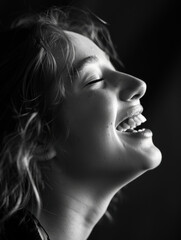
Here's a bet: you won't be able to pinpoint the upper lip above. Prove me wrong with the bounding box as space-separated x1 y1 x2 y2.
116 105 143 129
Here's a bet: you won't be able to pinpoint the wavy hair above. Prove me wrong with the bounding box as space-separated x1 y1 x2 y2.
0 6 121 224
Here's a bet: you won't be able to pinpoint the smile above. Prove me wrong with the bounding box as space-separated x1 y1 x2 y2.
116 113 146 133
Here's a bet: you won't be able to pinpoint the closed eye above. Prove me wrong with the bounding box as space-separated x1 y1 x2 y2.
85 78 104 86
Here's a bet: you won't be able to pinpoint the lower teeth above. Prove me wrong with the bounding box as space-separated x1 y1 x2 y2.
134 128 145 132
116 126 146 133
125 128 145 133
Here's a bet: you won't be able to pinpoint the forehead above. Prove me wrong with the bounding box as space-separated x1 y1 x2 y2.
64 30 107 64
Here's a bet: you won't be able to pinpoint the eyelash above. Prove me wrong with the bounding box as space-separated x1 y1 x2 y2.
86 78 104 86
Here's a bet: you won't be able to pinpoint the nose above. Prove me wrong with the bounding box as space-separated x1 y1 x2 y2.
109 72 146 102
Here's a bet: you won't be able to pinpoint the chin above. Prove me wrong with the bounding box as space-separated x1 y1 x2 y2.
140 144 162 171
118 147 162 188
123 133 162 170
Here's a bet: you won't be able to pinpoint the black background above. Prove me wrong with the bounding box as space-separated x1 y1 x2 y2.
0 0 181 239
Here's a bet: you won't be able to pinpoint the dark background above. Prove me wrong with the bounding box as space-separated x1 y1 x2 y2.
0 0 181 239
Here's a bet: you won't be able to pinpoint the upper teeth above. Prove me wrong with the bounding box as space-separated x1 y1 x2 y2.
117 113 146 132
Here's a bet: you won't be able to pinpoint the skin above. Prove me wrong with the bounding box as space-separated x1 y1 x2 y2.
38 31 162 240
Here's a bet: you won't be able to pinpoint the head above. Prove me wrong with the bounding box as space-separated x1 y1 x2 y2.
0 7 161 223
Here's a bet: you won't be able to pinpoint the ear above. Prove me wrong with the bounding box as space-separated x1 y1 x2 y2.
45 146 57 160
34 145 56 161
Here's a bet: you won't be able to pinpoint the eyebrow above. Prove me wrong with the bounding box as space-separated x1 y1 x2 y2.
71 55 99 77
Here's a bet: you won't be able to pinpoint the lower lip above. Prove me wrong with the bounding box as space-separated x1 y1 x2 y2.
118 128 153 138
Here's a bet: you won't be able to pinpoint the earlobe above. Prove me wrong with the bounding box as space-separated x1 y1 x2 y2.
46 147 57 160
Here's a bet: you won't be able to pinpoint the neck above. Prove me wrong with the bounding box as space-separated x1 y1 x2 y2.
40 192 108 240
38 167 117 240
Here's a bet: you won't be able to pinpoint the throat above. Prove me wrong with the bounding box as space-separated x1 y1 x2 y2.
38 187 111 240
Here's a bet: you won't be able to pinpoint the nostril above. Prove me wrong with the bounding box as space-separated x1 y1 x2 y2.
120 81 146 102
131 84 146 100
131 93 141 100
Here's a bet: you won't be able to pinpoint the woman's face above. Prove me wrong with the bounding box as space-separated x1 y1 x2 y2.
53 31 162 187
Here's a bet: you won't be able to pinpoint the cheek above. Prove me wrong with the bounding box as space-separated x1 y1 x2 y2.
56 91 132 177
66 90 117 135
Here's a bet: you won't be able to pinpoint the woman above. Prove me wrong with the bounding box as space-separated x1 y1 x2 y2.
0 6 162 240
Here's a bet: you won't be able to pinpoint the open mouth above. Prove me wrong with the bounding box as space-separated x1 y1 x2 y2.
116 113 147 133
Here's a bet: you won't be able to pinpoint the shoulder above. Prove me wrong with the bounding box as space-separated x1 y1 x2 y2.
0 209 50 240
